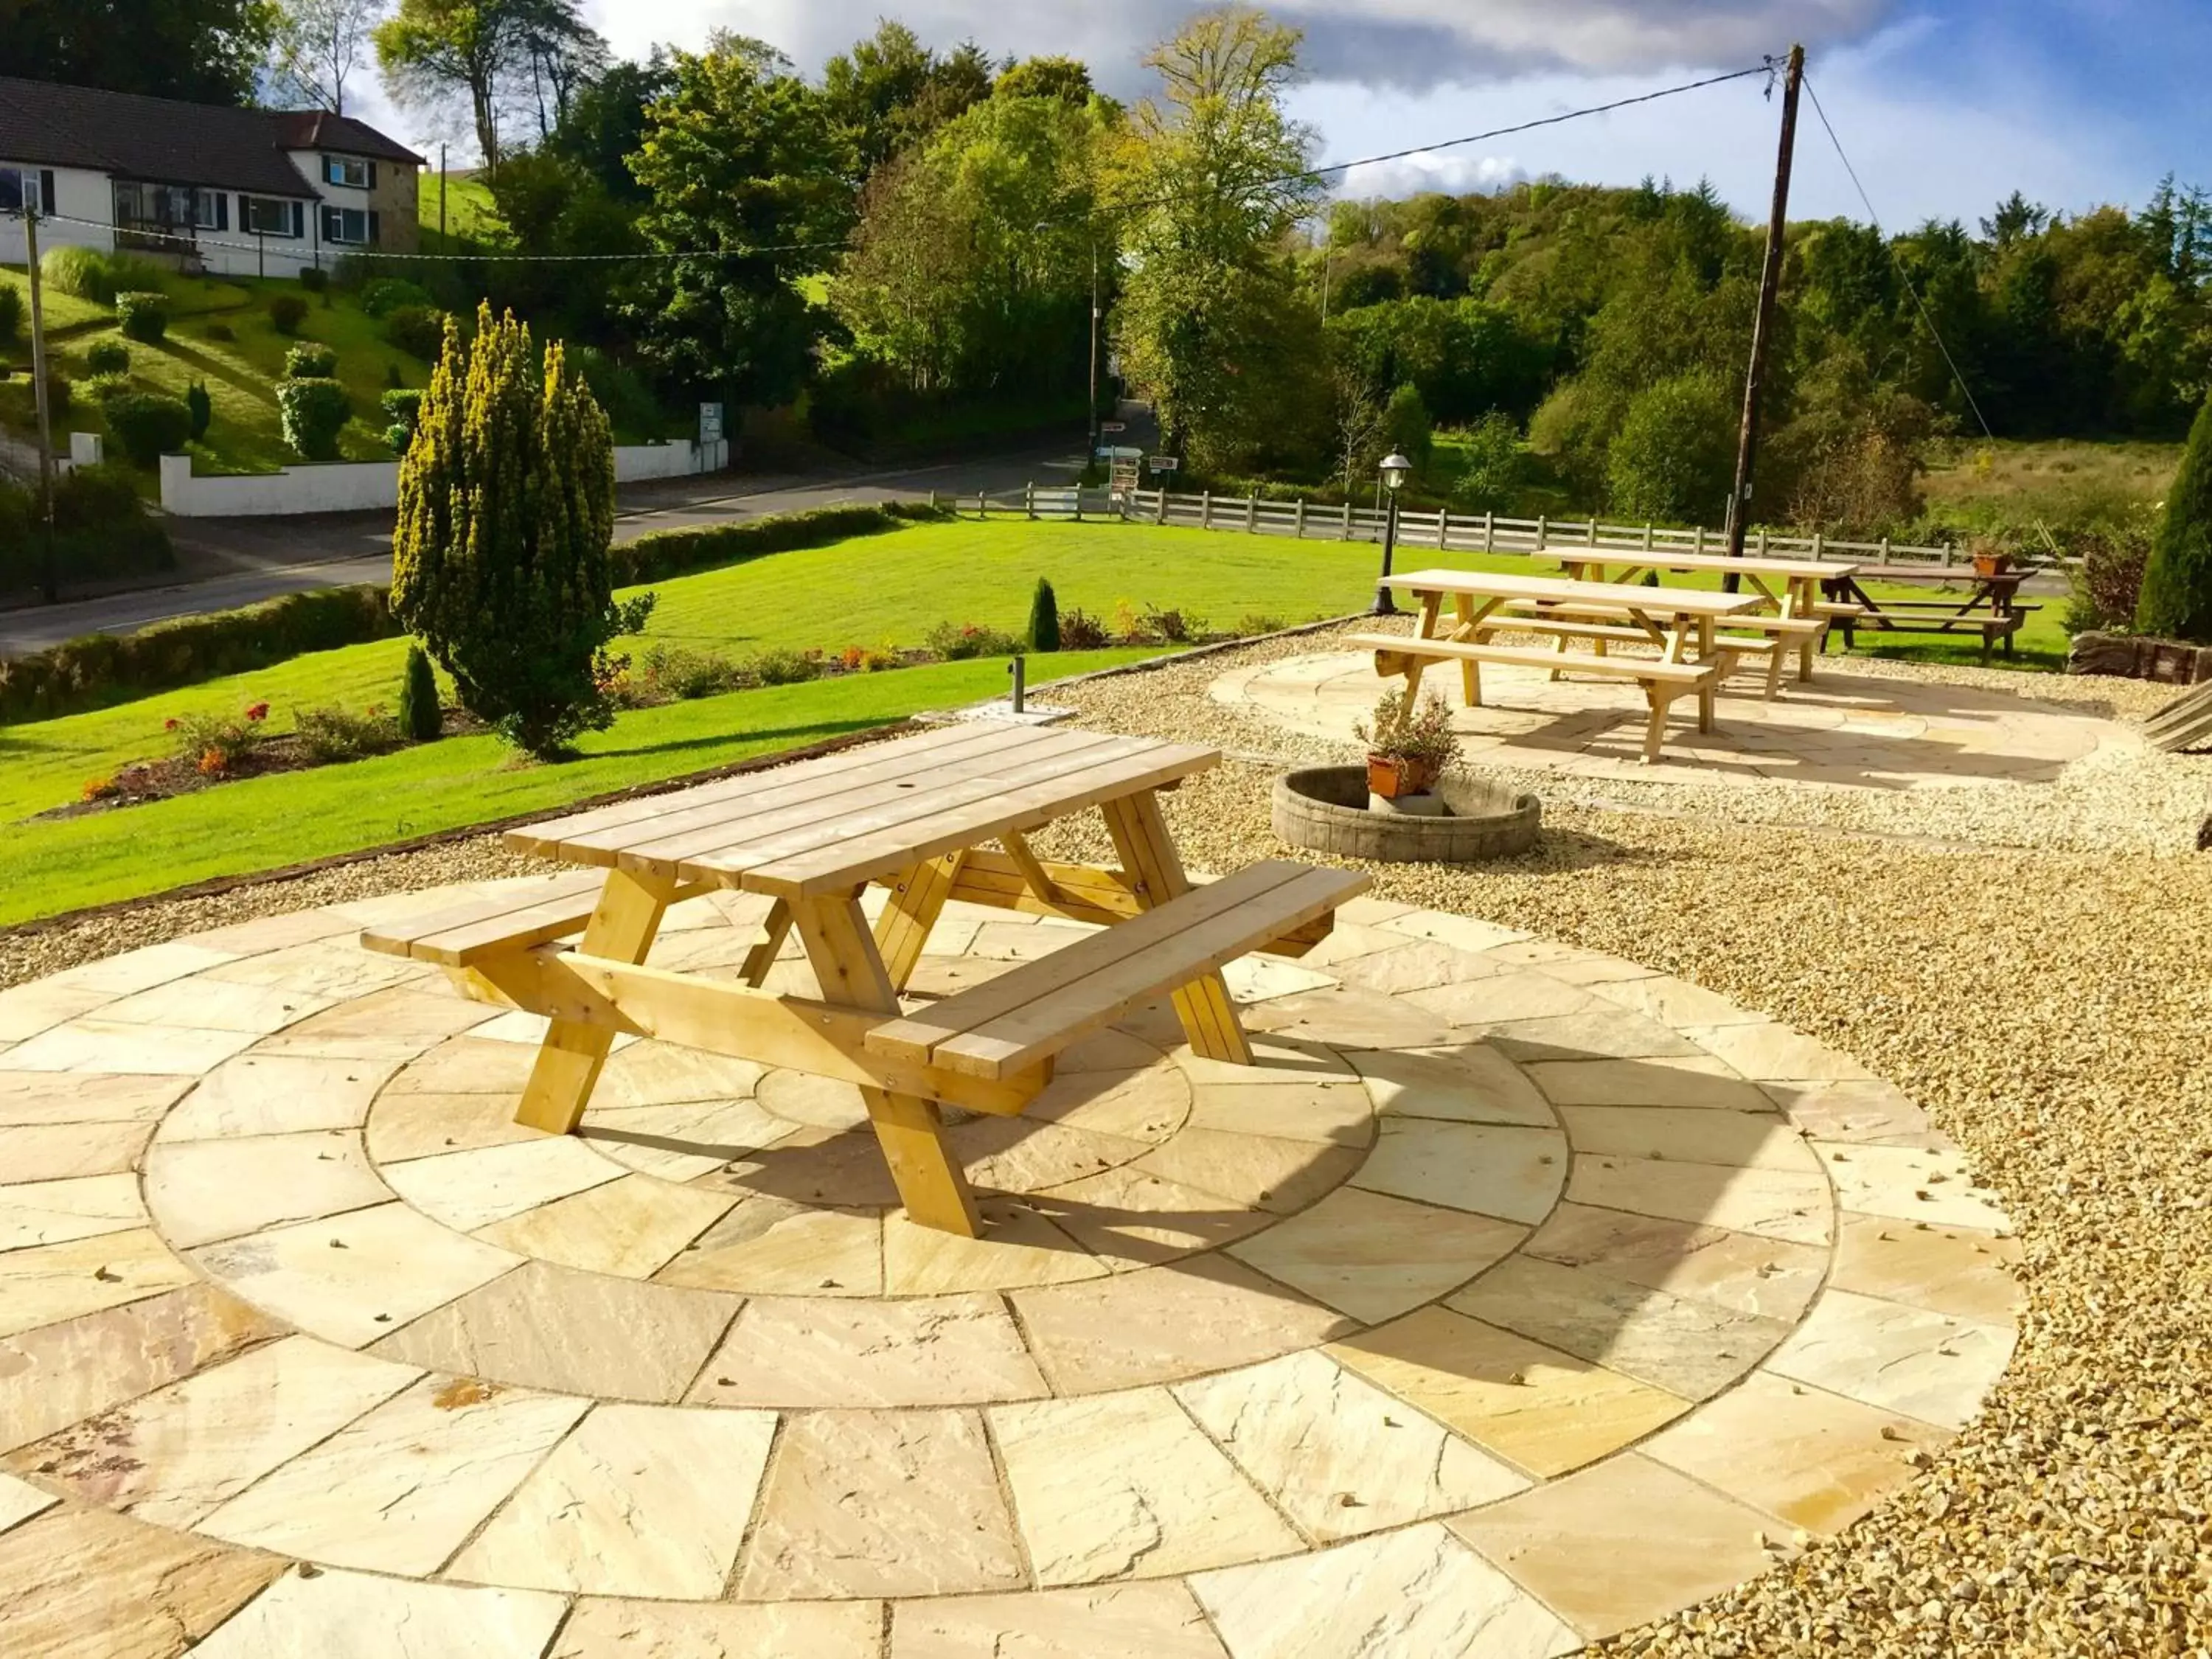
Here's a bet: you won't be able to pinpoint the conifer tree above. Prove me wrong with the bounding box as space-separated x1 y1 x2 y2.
2137 389 2212 642
391 302 653 757
1028 577 1060 652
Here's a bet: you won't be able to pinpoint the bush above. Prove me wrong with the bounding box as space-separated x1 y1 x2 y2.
200 320 234 343
82 372 133 406
1234 613 1286 636
361 277 434 318
166 700 269 775
39 246 159 305
397 642 442 740
85 340 131 376
1060 607 1109 649
295 703 397 762
268 293 309 335
569 346 663 439
114 291 169 344
925 621 1023 661
1141 604 1205 644
284 342 338 379
1606 372 1738 524
2064 518 2154 633
2138 390 2212 642
383 305 445 360
752 647 820 686
298 266 328 295
637 644 748 700
49 462 144 532
0 282 21 341
103 392 194 465
609 501 953 586
1027 577 1060 653
1447 411 1526 514
276 377 350 462
380 388 423 437
44 370 72 416
186 380 212 441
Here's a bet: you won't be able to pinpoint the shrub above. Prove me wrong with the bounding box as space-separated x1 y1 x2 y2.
82 372 133 406
0 282 21 341
2063 518 2154 633
1354 686 1460 771
165 700 270 775
924 621 1023 661
1607 372 1738 524
380 388 423 437
295 703 396 762
1234 613 1285 636
186 380 212 441
114 291 169 343
1060 607 1109 649
384 361 403 389
85 339 131 376
1027 577 1060 653
383 305 445 359
103 392 194 465
361 277 434 317
39 246 117 303
200 320 234 343
44 370 72 415
2138 389 2212 642
268 293 309 335
754 647 820 686
298 266 328 295
569 346 662 439
49 462 143 532
392 302 648 758
1141 604 1205 644
397 642 442 740
276 377 350 462
609 501 950 586
1447 411 1526 514
285 342 338 378
637 644 748 700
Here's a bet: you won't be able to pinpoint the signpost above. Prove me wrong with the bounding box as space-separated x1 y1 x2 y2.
1101 420 1126 434
698 402 726 469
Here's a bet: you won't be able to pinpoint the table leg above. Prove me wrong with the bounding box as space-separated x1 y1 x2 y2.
794 892 981 1237
874 851 965 992
1102 788 1253 1065
738 901 792 987
1697 614 1717 733
1451 593 1481 705
514 869 678 1135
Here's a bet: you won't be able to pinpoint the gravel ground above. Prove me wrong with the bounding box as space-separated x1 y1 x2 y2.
4 643 2209 1655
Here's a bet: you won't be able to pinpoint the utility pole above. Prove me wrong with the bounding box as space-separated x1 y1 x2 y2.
21 208 59 603
1087 238 1100 459
439 142 448 239
1725 43 1804 565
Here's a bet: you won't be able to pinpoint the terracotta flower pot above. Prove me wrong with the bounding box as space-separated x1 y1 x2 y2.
1366 754 1439 799
1972 552 2014 578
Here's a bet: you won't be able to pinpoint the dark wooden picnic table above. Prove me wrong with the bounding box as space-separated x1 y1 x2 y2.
1820 564 2042 666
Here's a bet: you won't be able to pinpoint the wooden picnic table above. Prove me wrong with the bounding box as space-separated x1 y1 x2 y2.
362 724 1366 1237
1547 550 1860 692
1818 564 2041 666
1348 568 1763 762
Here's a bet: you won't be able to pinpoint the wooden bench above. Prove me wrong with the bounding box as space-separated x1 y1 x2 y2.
1343 631 1718 763
1492 599 1826 696
868 859 1368 1079
364 872 713 967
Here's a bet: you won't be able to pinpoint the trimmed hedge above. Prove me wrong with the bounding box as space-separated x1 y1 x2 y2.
85 340 131 376
0 501 956 724
104 392 194 465
285 342 338 379
383 305 445 360
114 291 170 344
277 376 350 461
0 465 175 613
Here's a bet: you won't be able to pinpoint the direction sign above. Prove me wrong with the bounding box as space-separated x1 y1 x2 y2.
1150 455 1180 471
1100 420 1126 434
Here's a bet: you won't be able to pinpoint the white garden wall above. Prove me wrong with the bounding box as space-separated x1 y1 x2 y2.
159 440 723 518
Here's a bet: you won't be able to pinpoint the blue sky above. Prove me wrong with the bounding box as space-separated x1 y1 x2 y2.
370 0 2212 229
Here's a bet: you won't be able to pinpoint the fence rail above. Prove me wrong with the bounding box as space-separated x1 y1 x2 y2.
942 483 2043 572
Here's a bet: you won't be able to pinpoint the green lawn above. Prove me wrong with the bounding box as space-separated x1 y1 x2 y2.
0 652 1153 928
418 170 504 246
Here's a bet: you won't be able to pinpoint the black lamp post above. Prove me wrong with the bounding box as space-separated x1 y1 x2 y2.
1372 451 1413 615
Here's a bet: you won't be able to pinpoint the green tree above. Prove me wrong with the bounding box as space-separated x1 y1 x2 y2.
1448 412 1526 514
390 304 653 757
1380 383 1432 477
1028 577 1060 652
822 21 990 181
1605 371 1738 524
546 52 675 201
1107 7 1326 471
2137 389 2212 641
377 0 517 169
397 641 442 740
627 35 851 407
995 56 1093 105
0 0 274 104
268 0 387 112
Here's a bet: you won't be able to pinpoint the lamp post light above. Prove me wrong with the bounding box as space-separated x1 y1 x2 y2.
1372 451 1413 616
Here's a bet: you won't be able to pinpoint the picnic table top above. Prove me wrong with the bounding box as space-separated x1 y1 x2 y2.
1385 568 1764 616
506 723 1219 901
1839 563 2028 586
1553 549 1861 580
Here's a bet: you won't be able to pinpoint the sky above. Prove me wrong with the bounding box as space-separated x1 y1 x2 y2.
365 0 2212 231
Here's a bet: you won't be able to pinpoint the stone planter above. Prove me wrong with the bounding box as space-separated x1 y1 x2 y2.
1273 766 1540 863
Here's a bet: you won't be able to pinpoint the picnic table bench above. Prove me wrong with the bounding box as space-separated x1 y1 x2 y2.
1346 568 1764 762
363 723 1367 1237
1819 565 2042 665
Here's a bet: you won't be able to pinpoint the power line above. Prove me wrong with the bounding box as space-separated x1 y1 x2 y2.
1801 72 1995 441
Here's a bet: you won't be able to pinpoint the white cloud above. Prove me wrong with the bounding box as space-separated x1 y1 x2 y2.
1332 152 1525 200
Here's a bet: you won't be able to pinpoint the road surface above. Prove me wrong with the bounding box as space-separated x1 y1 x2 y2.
1 443 1084 657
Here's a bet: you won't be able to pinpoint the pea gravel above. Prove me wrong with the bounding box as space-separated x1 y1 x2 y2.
3 641 2208 1655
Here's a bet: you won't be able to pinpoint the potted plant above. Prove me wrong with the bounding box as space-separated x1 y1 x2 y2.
1969 537 2015 578
1355 686 1461 799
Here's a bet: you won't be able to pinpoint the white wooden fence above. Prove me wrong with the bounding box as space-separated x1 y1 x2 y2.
950 482 2028 571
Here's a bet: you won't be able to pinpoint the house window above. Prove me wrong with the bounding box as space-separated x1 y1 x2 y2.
243 196 304 237
0 167 55 215
111 181 196 243
321 206 378 246
195 189 228 232
321 155 373 189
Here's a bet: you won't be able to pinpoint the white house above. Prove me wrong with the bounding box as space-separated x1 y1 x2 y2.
0 77 422 281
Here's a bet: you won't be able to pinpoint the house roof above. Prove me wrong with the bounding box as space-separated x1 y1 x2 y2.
0 78 422 200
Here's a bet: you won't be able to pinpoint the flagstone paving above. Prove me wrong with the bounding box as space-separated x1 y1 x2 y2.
0 880 2019 1655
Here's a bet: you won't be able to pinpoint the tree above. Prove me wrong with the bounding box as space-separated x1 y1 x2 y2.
1449 412 1526 514
390 304 654 757
822 21 991 181
627 35 852 407
1106 7 1326 471
507 0 606 145
546 52 675 201
377 0 515 169
397 642 442 740
269 0 388 112
2137 389 2212 641
1028 577 1060 652
1 0 274 104
1604 371 1738 523
995 56 1093 105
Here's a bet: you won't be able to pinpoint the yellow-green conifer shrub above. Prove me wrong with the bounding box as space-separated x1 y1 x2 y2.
391 302 653 757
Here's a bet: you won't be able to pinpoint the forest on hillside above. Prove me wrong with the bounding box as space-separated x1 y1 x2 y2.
10 0 2210 541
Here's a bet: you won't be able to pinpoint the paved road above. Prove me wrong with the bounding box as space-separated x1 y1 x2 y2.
0 443 1084 656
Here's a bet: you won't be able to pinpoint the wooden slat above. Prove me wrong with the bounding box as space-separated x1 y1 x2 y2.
1102 788 1250 1065
946 852 1144 924
1385 568 1763 616
2145 680 2212 754
507 720 999 857
512 869 676 1135
889 864 1369 1080
1557 551 1860 579
540 723 1067 869
361 870 613 961
622 730 1144 883
873 852 964 990
742 742 1220 898
1345 633 1714 685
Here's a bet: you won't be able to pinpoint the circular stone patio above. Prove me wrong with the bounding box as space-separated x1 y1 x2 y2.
1215 649 2135 787
0 880 2021 1657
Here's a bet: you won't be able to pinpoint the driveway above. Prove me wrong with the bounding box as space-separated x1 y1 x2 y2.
1 442 1085 656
